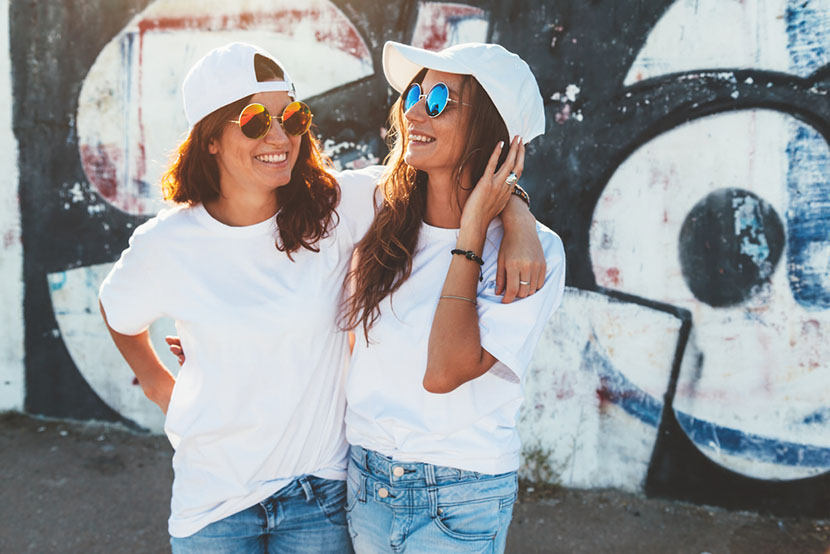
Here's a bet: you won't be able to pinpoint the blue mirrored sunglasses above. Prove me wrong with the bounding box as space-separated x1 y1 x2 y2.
403 82 470 117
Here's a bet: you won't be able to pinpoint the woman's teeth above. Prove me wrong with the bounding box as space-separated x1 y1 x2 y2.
256 153 287 163
410 135 435 144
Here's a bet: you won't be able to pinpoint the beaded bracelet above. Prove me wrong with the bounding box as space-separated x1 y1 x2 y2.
512 184 531 209
450 249 484 282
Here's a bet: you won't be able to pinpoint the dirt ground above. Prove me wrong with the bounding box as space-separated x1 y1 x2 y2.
1 412 827 554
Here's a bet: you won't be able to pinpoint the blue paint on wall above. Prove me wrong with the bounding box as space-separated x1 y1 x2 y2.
586 330 830 470
786 0 830 76
803 408 830 425
786 0 830 310
675 411 830 469
786 122 830 309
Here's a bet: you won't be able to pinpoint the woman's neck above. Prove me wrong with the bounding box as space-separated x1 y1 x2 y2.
422 168 472 229
204 187 279 227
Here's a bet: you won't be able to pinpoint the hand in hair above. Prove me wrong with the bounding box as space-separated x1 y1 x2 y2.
459 135 525 235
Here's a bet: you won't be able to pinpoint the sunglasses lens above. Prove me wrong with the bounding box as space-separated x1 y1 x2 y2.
403 83 421 112
238 104 270 139
425 83 448 117
281 102 312 136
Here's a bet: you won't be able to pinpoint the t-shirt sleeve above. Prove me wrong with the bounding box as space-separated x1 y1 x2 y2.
333 165 385 240
476 224 566 380
98 219 167 336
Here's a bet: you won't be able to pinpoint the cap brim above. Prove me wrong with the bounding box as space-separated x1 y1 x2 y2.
382 41 472 92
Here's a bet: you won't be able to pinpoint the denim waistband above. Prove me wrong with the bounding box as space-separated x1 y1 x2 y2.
349 444 496 487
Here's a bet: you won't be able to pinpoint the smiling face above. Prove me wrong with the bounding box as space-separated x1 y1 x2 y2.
403 70 470 180
209 90 302 197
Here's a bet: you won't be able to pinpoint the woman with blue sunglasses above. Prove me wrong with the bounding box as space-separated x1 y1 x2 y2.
101 41 545 553
340 42 566 553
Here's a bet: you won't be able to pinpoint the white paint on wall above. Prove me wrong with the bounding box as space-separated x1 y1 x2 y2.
410 2 488 50
590 110 830 479
0 0 24 411
624 0 797 85
76 0 374 216
48 265 179 433
518 288 681 491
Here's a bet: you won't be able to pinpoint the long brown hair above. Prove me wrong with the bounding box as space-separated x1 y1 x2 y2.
161 54 339 255
341 70 510 341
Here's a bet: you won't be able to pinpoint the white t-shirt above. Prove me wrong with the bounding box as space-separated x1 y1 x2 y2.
98 167 381 538
345 218 566 475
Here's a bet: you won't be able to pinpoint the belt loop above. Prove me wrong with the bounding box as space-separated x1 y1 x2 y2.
359 473 368 503
298 476 315 502
425 462 437 487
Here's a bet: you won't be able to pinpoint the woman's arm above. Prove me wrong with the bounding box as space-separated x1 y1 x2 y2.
424 138 523 393
498 196 546 303
100 301 175 413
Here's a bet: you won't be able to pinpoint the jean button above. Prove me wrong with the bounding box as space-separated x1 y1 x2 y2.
378 487 389 498
393 466 404 477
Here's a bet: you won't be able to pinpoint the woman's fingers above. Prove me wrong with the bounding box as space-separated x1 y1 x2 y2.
512 140 526 179
495 136 521 184
495 250 507 295
484 140 505 178
501 261 520 304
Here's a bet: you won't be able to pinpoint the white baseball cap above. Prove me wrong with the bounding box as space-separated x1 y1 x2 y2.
382 41 545 142
182 42 297 128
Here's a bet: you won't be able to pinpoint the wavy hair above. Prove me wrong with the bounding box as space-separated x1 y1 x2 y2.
341 70 509 341
161 54 339 255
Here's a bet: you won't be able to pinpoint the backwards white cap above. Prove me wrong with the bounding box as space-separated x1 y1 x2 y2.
182 42 297 128
382 41 545 142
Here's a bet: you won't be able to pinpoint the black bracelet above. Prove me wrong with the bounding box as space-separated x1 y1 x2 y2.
512 184 531 209
450 249 484 281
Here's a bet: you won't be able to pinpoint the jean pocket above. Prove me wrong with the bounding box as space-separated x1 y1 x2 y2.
309 477 348 527
345 473 361 513
432 498 501 542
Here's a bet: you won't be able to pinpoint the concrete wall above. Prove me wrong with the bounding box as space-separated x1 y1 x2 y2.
0 0 23 411
4 0 829 516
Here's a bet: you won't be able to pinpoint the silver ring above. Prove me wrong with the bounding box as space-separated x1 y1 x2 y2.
505 172 519 187
519 280 530 286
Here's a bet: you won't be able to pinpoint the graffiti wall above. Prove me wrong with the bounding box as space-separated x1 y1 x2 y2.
0 0 23 412
5 0 829 515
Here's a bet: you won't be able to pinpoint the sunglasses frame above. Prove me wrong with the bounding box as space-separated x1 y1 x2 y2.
230 101 313 139
402 82 472 118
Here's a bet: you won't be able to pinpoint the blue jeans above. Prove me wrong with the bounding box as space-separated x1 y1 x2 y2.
346 445 517 553
170 475 353 554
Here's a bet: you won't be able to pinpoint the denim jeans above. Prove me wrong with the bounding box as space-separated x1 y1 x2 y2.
346 445 517 553
170 475 353 554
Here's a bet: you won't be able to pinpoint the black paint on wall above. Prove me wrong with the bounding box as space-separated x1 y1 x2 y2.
678 188 785 307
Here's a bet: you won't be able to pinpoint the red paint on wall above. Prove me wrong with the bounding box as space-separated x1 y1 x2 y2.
606 267 621 286
136 10 370 60
411 3 487 52
80 144 122 200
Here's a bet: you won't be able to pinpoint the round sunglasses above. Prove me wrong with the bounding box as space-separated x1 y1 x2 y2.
230 101 313 139
402 82 471 117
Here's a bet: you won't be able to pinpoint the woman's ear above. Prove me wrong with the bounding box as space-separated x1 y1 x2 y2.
207 138 219 155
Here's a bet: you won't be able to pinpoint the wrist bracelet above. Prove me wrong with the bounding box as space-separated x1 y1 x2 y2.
512 184 531 209
450 249 484 282
439 295 477 306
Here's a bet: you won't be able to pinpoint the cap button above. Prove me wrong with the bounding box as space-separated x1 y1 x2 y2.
393 466 404 477
378 487 389 498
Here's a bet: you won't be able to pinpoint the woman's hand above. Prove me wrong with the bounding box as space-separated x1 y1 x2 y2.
496 216 546 303
165 336 185 366
460 136 525 234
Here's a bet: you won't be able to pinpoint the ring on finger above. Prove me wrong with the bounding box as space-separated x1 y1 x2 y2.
519 279 530 286
505 172 519 187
